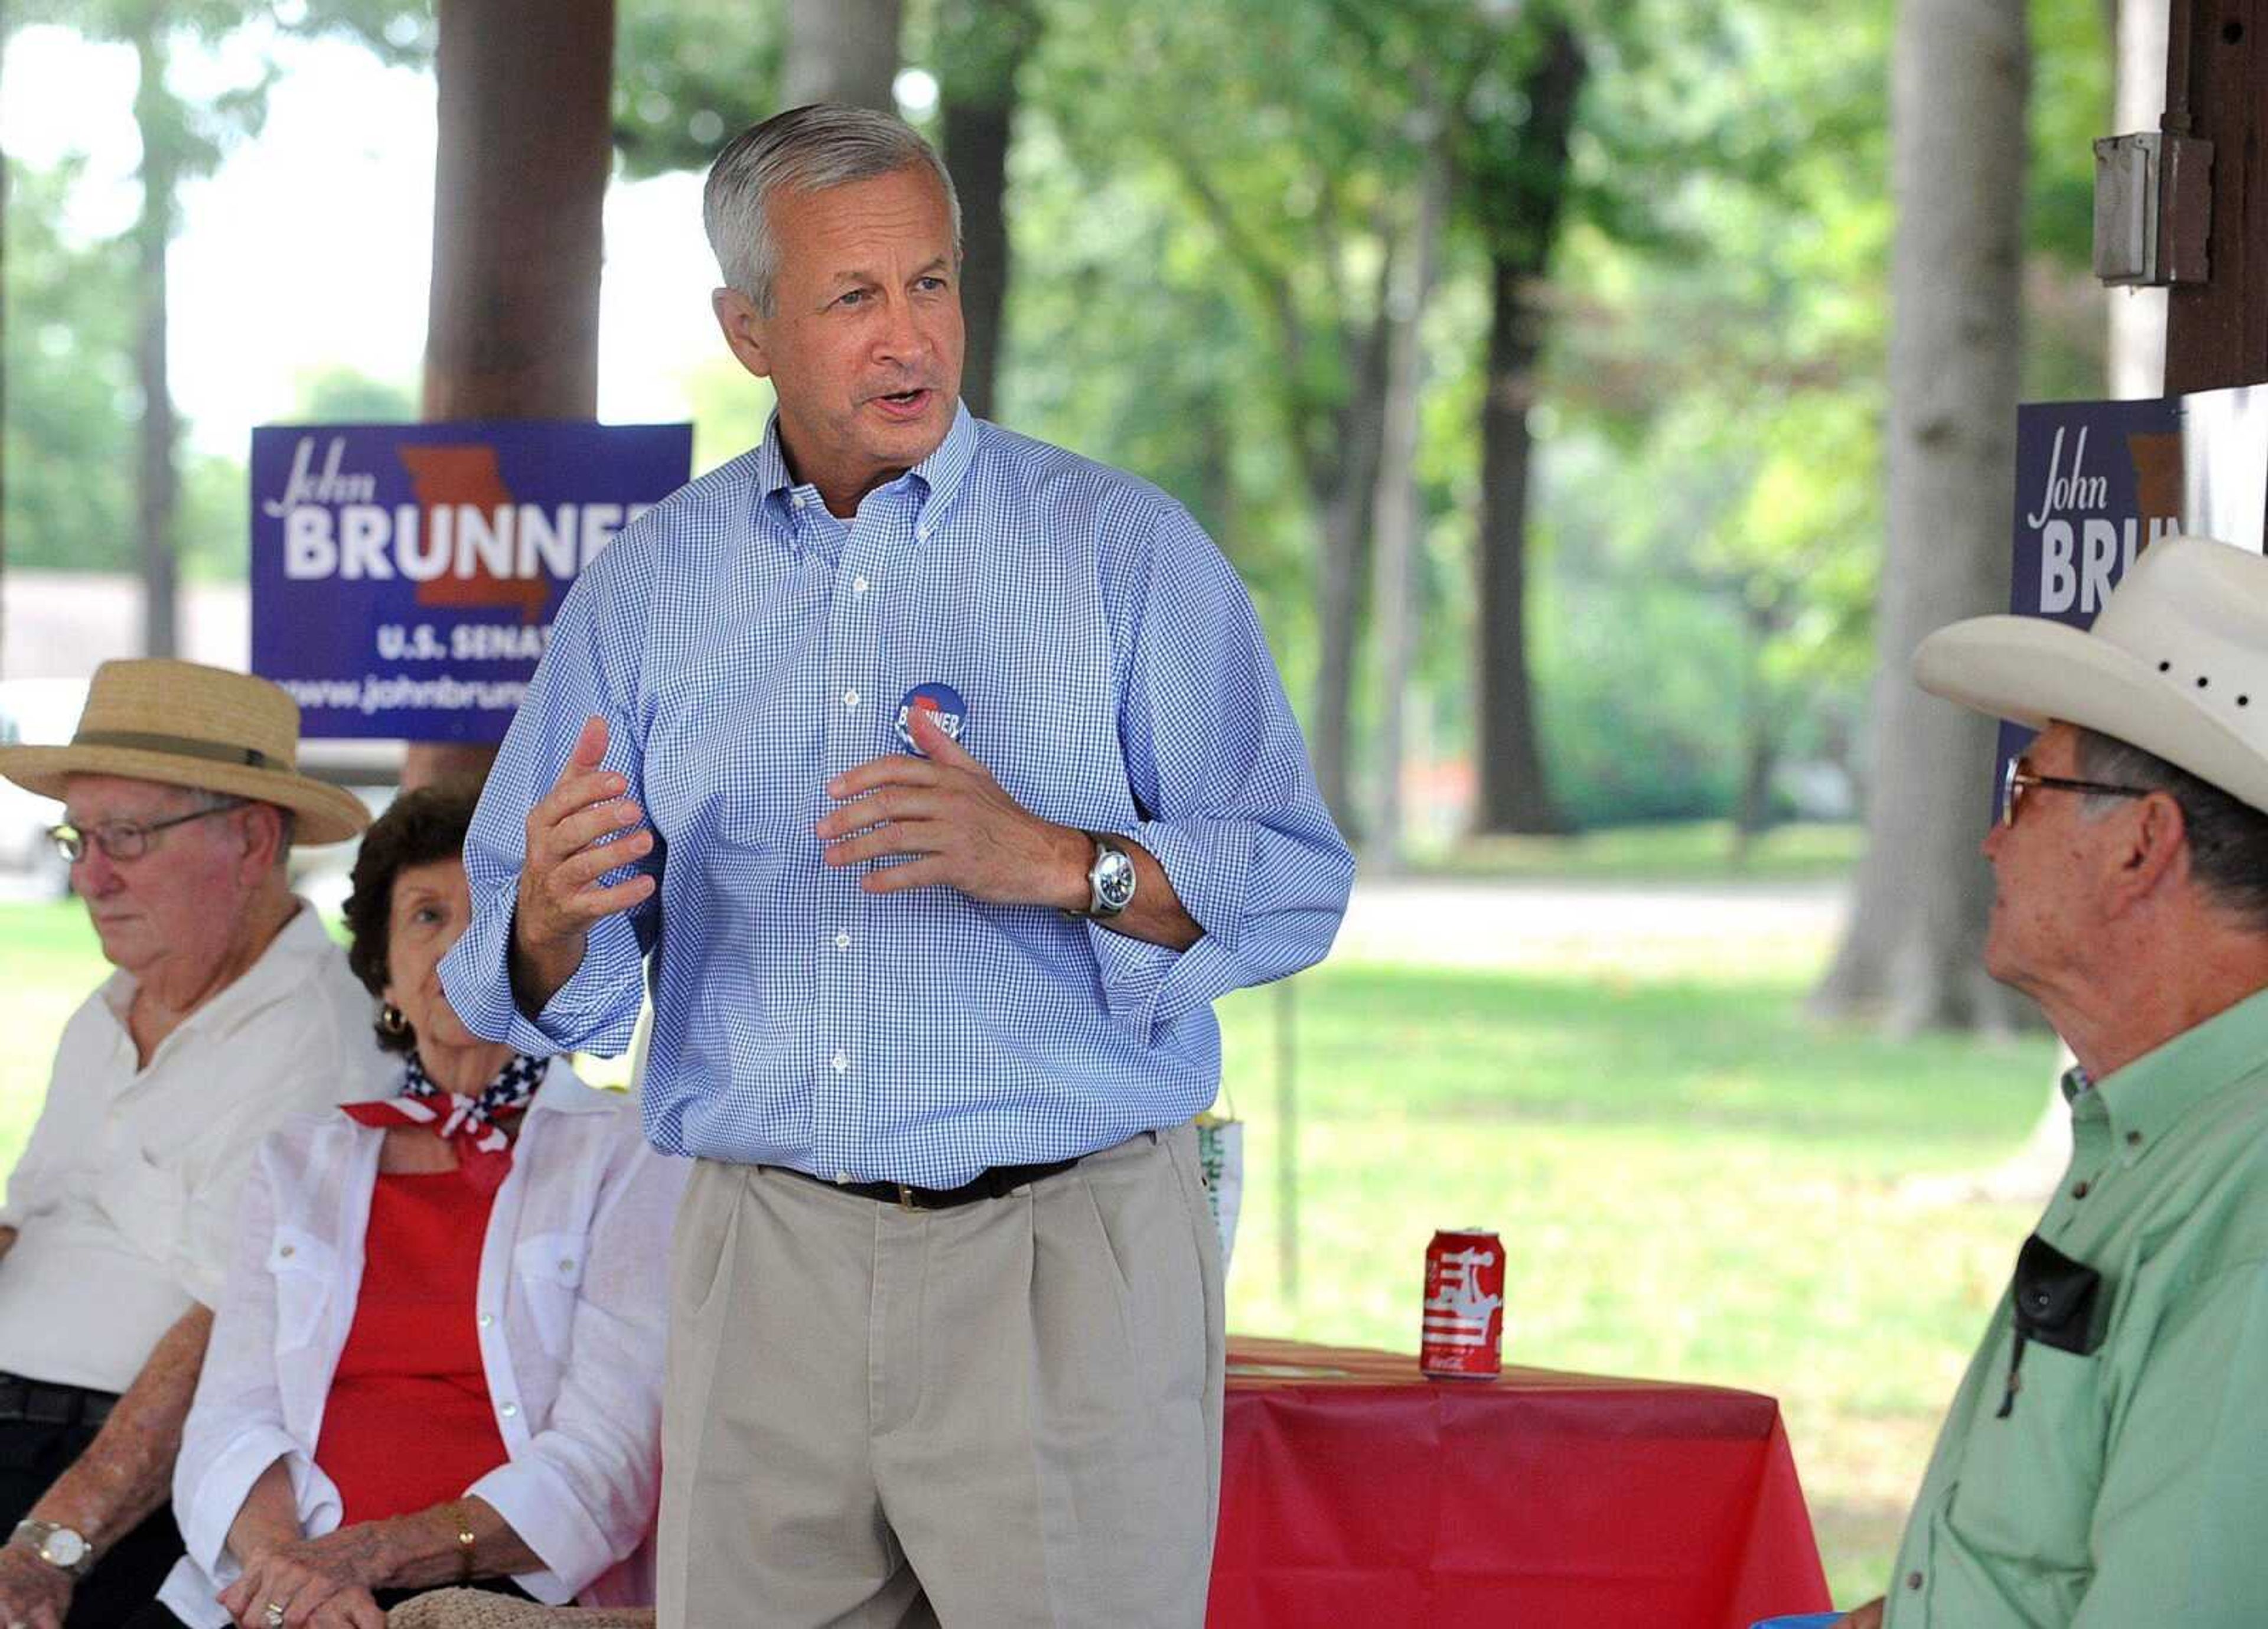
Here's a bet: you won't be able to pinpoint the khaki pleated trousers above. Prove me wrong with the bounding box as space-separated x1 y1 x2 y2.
655 1125 1226 1629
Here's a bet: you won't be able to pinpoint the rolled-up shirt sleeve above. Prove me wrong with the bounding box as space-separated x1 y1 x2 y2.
469 1122 686 1602
1094 503 1354 1042
174 1139 340 1586
442 536 663 1060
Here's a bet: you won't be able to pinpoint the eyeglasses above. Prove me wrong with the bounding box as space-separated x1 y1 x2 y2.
48 799 248 865
2000 756 2150 828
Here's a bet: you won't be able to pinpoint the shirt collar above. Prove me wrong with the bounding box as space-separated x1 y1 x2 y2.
2085 983 2268 1164
750 401 979 558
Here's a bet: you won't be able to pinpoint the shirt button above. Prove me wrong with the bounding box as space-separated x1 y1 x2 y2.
832 1050 848 1073
559 1258 576 1273
478 1312 493 1328
500 1402 519 1418
1906 1571 1924 1591
835 931 852 950
792 493 807 508
835 1171 853 1184
2125 1130 2143 1148
2070 1180 2090 1200
278 1244 294 1258
853 575 870 594
843 689 860 709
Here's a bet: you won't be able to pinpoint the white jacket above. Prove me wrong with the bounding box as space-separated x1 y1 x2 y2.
157 1064 687 1626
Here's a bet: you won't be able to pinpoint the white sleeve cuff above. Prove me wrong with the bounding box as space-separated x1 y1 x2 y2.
467 1455 612 1605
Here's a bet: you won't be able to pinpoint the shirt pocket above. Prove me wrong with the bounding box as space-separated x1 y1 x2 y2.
1950 1343 2105 1572
266 1227 336 1352
512 1230 588 1361
94 1145 190 1282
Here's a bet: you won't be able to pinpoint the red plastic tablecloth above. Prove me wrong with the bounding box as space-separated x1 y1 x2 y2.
1210 1337 1832 1628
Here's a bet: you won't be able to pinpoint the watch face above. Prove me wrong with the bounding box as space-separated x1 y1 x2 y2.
1095 849 1137 910
41 1529 87 1568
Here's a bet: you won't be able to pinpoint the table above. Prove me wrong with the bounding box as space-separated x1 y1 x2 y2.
1210 1337 1833 1628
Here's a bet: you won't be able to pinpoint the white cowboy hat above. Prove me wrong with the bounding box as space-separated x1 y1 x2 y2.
1914 535 2268 815
0 659 370 845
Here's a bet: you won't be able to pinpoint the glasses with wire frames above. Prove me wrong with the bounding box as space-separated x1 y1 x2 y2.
48 798 249 865
2000 755 2150 828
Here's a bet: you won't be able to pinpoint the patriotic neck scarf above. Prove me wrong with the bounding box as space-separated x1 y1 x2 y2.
344 1051 548 1192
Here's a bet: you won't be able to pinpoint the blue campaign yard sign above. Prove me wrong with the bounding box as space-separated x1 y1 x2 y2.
1999 386 2267 810
251 421 692 741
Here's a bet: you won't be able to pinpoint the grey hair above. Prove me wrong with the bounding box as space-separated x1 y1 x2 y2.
2074 727 2268 931
703 103 963 316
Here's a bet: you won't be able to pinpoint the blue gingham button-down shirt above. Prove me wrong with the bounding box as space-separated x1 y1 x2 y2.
441 405 1354 1188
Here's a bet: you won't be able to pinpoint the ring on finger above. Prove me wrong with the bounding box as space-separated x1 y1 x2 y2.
265 1603 287 1628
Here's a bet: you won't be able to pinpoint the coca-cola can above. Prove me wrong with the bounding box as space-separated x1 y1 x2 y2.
1421 1227 1505 1379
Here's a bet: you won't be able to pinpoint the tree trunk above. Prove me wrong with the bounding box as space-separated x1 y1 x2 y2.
783 0 904 112
1812 0 2029 1032
1310 293 1393 840
415 0 615 790
2108 0 2168 398
1470 20 1583 837
1366 117 1449 865
1731 601 1780 866
132 25 179 661
1474 258 1566 835
938 0 1038 421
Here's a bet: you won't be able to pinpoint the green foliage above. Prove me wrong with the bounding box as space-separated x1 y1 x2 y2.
2 0 2130 829
612 0 782 180
4 158 138 574
290 363 417 422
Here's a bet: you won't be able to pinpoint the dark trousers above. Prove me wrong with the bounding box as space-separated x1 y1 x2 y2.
0 1413 183 1628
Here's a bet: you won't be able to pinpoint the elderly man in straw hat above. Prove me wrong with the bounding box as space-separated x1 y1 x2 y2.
1819 536 2268 1629
0 660 392 1628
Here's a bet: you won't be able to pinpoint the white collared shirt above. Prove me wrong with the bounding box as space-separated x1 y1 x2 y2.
0 904 395 1391
158 1064 686 1625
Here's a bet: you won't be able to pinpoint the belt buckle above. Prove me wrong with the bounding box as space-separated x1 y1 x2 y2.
896 1184 918 1212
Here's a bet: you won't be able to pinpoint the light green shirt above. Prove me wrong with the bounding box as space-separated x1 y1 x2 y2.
1887 985 2268 1627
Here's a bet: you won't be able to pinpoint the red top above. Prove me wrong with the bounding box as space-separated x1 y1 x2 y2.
315 1171 509 1524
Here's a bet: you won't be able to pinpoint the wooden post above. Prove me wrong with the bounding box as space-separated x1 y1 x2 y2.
409 0 615 791
2161 0 2268 392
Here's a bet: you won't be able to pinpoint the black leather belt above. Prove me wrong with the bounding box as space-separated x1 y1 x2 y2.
0 1373 119 1430
777 1156 1083 1211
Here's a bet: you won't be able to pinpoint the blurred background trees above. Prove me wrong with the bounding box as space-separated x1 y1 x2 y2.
1 0 2139 1026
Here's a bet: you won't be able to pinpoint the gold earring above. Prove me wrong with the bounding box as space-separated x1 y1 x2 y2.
380 1003 408 1036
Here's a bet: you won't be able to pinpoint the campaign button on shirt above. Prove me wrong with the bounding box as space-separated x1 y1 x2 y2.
895 683 968 754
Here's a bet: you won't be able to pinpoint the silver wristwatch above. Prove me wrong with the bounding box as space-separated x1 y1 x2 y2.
8 1518 93 1578
1081 832 1138 920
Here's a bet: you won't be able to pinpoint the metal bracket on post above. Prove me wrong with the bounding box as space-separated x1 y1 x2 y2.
2094 131 2214 286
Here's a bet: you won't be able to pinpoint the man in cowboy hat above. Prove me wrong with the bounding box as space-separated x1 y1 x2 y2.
1830 536 2268 1628
0 659 392 1627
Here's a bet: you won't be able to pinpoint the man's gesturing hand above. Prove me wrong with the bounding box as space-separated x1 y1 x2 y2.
817 705 1089 910
511 715 656 1014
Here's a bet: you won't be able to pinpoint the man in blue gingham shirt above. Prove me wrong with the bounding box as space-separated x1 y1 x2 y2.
441 104 1350 1628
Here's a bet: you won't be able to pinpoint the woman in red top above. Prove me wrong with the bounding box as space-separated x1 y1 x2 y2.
134 787 683 1629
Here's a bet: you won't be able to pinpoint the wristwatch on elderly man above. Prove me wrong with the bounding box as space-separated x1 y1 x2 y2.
7 1517 93 1578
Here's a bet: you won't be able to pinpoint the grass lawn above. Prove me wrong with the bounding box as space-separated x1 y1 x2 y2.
0 887 2052 1609
1415 818 1868 883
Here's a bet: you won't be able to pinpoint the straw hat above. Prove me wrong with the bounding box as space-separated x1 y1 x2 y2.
1914 535 2268 815
0 659 370 845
